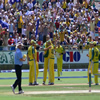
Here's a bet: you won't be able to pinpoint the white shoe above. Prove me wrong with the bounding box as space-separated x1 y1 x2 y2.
19 90 24 94
11 85 15 94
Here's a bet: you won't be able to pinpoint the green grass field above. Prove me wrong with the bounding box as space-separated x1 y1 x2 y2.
0 71 100 100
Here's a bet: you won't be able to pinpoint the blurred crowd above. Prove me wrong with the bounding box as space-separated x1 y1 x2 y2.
0 0 100 51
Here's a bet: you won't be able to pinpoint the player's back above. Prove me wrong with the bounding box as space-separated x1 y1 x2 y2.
93 47 99 62
27 46 34 60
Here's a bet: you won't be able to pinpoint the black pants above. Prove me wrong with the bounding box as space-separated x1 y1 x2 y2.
43 35 46 43
18 28 22 35
13 65 22 91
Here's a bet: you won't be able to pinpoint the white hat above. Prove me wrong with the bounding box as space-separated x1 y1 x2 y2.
16 42 23 48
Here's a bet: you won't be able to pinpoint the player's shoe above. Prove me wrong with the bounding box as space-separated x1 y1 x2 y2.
29 83 34 86
95 83 99 85
58 78 60 80
11 85 15 94
33 81 39 85
42 81 45 85
18 90 24 94
48 83 54 85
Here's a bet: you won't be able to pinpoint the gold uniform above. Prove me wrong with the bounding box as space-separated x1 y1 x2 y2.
55 46 64 78
87 48 93 83
43 42 55 84
27 45 38 84
90 47 99 84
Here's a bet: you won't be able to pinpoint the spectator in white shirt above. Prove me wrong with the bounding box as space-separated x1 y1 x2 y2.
27 0 33 10
22 24 26 38
70 35 76 45
0 1 3 10
34 1 40 9
68 0 74 10
48 2 52 9
56 0 61 8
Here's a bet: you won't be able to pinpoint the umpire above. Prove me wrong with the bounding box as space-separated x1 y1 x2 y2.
11 42 26 94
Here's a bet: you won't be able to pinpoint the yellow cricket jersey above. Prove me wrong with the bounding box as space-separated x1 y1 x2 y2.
89 48 92 60
92 47 99 62
55 45 64 54
43 42 54 59
59 32 65 42
35 49 37 61
48 45 54 59
43 41 52 56
27 45 35 61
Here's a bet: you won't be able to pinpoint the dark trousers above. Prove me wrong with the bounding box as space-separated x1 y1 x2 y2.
43 35 46 43
18 28 22 35
13 65 22 91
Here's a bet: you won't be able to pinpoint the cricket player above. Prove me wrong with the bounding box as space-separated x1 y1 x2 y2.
87 42 94 83
43 40 55 85
55 41 65 80
90 41 99 85
34 41 39 83
27 40 38 85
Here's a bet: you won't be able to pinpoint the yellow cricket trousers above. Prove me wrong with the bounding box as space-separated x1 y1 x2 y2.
93 63 99 84
57 55 63 77
29 60 39 83
49 58 54 83
43 57 49 82
87 61 93 82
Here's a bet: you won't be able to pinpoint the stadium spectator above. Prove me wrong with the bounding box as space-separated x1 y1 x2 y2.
17 2 23 11
62 0 67 11
23 38 28 50
27 0 33 11
34 1 40 9
68 0 74 10
8 35 14 45
0 34 3 50
43 23 49 43
9 20 14 37
0 1 3 10
0 0 100 51
56 0 61 8
2 29 9 51
55 19 60 30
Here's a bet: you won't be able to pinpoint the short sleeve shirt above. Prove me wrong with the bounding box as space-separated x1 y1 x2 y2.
14 48 23 65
